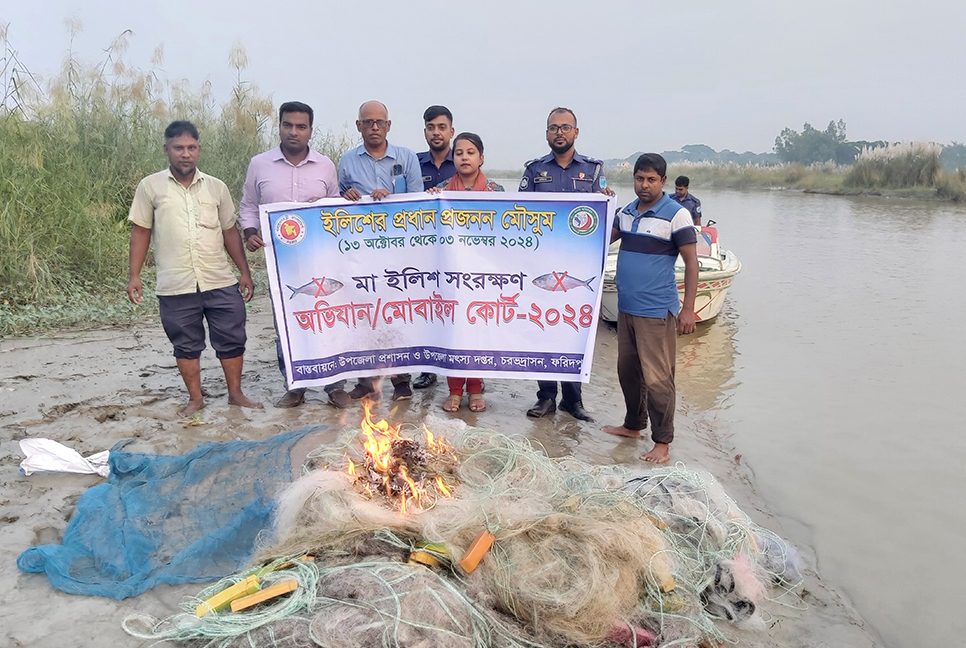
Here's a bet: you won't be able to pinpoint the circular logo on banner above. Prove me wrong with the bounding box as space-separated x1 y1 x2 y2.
568 206 599 236
275 214 306 246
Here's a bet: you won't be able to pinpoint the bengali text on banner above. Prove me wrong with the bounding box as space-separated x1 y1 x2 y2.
259 191 615 388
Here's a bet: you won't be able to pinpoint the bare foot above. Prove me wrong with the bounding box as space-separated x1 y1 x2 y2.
641 443 670 464
228 393 264 409
602 425 642 439
179 399 206 417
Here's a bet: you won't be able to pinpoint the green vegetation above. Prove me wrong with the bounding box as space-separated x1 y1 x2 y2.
604 155 965 202
845 142 941 188
776 120 857 165
842 142 964 200
939 143 966 171
665 143 779 166
610 144 779 167
604 122 965 201
0 26 352 337
936 168 966 201
603 162 848 192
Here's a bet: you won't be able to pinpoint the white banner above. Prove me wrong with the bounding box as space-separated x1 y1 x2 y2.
260 191 614 388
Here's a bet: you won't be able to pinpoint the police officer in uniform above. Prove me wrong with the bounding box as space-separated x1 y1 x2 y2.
417 105 457 192
670 175 702 225
519 107 615 422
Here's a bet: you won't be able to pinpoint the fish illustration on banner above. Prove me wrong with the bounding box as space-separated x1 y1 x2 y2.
286 277 345 300
532 272 595 292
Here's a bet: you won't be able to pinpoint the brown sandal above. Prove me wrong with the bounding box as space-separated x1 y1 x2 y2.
468 394 486 412
442 394 462 412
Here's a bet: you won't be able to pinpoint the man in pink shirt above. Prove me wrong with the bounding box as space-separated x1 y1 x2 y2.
240 101 349 409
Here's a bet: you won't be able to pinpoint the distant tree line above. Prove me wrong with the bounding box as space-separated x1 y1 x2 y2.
606 145 778 168
774 120 880 165
609 122 966 171
940 143 966 170
775 121 966 170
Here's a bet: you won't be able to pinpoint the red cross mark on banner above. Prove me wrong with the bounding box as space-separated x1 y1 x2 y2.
552 271 569 292
313 277 329 297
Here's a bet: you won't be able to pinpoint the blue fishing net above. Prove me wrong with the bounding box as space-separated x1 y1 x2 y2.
17 427 317 599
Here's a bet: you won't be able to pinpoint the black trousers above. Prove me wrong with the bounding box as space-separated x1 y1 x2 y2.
158 285 246 360
536 381 582 405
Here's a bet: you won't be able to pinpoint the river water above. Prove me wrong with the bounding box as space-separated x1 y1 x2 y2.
598 184 965 648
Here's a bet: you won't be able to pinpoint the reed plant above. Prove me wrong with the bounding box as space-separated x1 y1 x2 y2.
603 161 849 192
844 142 943 189
604 153 965 201
935 167 966 202
0 25 352 336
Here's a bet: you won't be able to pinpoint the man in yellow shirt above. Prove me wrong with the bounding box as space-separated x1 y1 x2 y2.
126 121 262 417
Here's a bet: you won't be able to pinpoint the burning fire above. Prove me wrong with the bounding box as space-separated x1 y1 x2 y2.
347 402 458 514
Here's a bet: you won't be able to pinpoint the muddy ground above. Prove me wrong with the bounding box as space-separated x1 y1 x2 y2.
0 293 880 647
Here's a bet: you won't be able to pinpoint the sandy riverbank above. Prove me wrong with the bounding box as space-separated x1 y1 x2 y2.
0 292 880 647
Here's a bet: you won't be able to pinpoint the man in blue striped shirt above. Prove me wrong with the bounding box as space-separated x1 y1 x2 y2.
602 154 698 464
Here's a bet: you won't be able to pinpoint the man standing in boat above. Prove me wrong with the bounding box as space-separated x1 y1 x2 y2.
518 107 615 422
602 154 698 464
670 175 702 225
412 105 457 391
239 101 350 410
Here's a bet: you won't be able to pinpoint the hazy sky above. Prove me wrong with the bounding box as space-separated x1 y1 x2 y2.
3 0 963 168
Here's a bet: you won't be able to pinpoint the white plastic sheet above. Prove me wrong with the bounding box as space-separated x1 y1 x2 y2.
19 439 110 478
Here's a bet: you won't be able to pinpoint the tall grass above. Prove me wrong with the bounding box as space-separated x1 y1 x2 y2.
604 161 849 192
936 168 966 202
844 142 943 189
603 153 966 201
0 25 353 336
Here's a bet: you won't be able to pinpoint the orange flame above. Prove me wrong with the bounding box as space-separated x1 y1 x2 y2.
435 476 453 497
423 424 455 458
348 401 454 514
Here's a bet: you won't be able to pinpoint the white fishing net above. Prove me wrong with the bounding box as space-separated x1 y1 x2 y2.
125 417 803 648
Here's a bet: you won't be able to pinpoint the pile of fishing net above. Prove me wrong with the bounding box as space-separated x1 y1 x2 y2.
124 417 803 647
